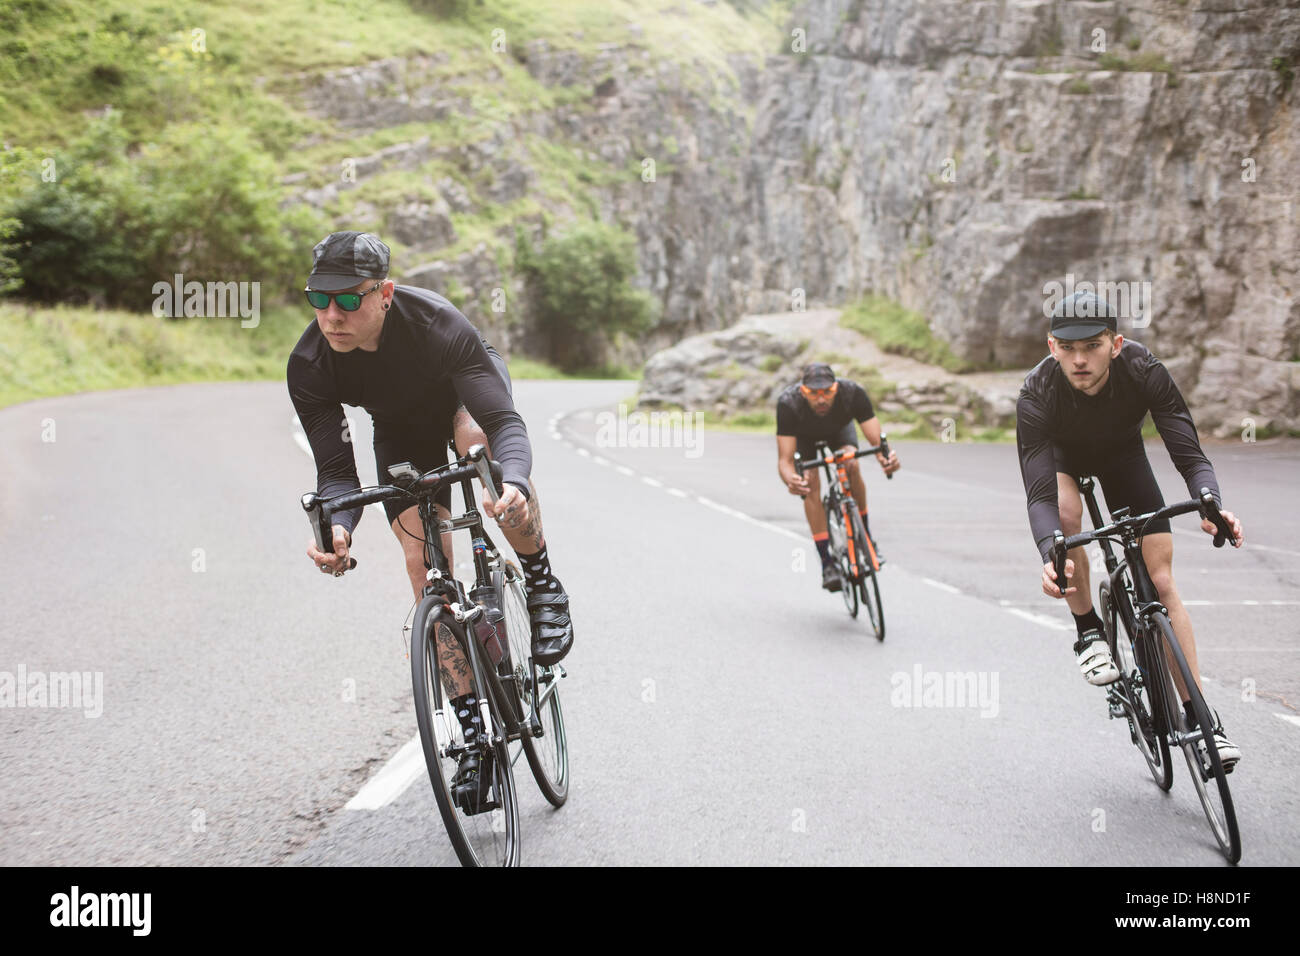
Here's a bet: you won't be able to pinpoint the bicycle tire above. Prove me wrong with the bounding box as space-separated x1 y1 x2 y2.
495 562 569 807
411 596 520 867
1099 579 1170 790
848 509 885 640
825 497 858 618
1150 612 1241 864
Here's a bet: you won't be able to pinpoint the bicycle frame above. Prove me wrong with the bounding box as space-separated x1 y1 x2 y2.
796 439 887 580
1075 479 1205 752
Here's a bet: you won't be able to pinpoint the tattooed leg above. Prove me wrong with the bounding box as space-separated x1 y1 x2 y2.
435 621 472 699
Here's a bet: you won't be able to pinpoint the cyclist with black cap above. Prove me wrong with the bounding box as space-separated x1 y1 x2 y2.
776 362 901 591
287 231 575 796
1016 289 1244 768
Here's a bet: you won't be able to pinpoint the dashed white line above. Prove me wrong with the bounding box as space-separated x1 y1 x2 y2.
667 488 688 498
615 465 635 477
1005 608 1073 631
576 447 591 458
641 476 663 488
923 578 962 595
1275 713 1300 729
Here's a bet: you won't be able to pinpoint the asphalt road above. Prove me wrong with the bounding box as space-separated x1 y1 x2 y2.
2 380 1297 866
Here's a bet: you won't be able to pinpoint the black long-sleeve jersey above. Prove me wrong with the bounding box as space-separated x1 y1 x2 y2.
287 285 531 536
1015 340 1220 562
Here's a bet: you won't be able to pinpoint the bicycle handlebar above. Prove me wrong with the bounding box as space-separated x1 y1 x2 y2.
1049 488 1233 593
300 446 505 572
794 435 893 478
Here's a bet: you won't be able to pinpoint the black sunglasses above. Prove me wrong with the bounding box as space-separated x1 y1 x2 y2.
304 281 383 312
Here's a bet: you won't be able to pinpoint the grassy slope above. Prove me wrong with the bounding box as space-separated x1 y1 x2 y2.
0 0 787 406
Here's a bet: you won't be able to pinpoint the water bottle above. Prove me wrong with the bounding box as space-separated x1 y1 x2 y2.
468 585 507 667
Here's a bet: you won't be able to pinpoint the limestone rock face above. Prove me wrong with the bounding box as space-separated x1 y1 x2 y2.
289 1 1298 428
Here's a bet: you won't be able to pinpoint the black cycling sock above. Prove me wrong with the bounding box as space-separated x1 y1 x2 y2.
451 693 484 742
813 535 831 565
517 544 561 595
859 509 871 538
1072 609 1104 637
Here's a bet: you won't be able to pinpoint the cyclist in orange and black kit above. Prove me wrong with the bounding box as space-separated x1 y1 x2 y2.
776 362 900 591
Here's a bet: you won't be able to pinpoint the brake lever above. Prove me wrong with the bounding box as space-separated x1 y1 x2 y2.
301 492 358 571
1199 488 1231 548
1052 531 1068 596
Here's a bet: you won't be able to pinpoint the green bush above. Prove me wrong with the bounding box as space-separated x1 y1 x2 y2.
517 221 657 372
2 112 323 307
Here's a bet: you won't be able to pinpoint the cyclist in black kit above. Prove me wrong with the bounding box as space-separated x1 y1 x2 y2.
1016 290 1244 767
288 232 574 790
776 362 900 592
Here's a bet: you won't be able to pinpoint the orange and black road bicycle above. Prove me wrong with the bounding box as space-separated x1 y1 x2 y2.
795 438 890 638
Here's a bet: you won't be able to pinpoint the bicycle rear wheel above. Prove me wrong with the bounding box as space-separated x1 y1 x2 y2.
411 597 520 866
848 510 884 640
1151 613 1241 864
1099 579 1170 790
496 562 569 807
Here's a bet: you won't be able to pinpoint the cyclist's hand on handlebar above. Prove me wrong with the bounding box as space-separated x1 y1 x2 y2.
785 472 810 496
307 524 352 577
1042 558 1076 598
1201 509 1244 548
486 481 529 530
877 450 900 475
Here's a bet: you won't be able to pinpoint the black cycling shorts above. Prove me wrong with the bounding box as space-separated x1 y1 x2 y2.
795 421 859 462
1054 441 1171 535
374 349 513 527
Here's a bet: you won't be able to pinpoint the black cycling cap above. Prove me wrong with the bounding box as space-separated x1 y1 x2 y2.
1049 290 1117 341
800 362 836 389
307 231 391 292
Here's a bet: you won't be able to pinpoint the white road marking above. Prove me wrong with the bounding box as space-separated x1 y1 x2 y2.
641 476 663 488
615 465 635 477
1275 714 1300 729
591 456 610 467
576 447 591 457
667 488 688 498
923 578 962 595
1005 608 1073 631
344 737 426 811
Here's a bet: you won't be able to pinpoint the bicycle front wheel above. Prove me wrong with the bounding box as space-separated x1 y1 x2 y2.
496 562 569 807
848 510 884 640
1100 579 1170 790
411 597 520 866
1151 613 1241 864
825 499 858 617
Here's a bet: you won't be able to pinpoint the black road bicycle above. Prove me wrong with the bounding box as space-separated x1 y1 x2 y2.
301 444 568 867
795 437 890 638
1052 481 1240 863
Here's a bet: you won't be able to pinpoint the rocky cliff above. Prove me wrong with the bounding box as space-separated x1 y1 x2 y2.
287 0 1299 432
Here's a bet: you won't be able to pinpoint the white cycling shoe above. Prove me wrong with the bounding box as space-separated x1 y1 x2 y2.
1198 712 1241 775
1074 630 1121 686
